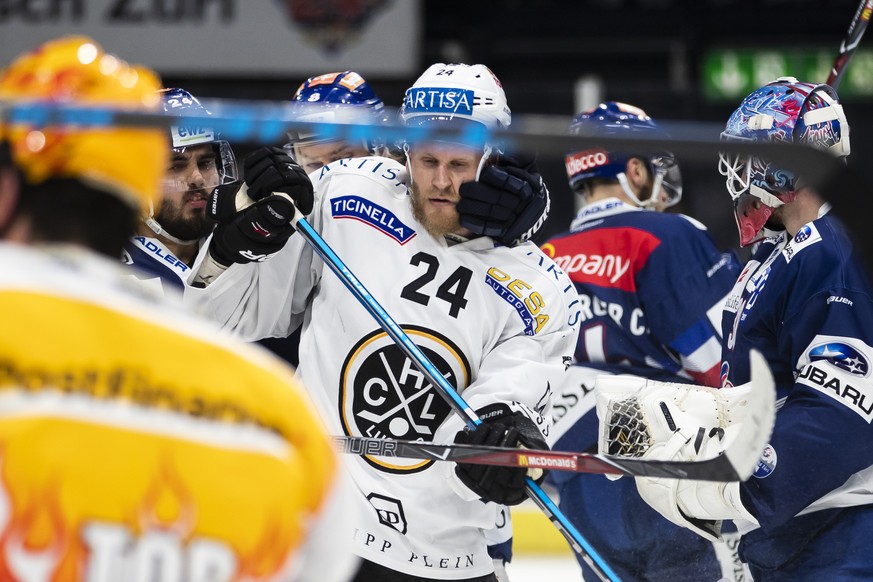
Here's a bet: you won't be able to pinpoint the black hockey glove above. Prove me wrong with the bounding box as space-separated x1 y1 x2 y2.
206 147 314 266
454 403 549 506
457 154 550 247
242 146 314 213
207 193 297 266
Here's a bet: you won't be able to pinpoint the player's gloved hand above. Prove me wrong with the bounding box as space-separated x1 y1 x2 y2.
206 147 314 266
207 193 297 266
457 154 550 246
241 146 314 212
453 403 549 506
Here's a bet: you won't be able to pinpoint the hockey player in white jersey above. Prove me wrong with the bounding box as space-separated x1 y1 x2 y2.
185 62 577 582
596 78 873 580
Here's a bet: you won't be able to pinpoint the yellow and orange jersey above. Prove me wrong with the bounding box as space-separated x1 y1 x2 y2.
0 242 356 582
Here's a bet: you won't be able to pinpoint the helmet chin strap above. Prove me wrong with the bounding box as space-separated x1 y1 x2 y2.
475 145 493 180
616 172 658 209
143 201 199 246
403 143 414 188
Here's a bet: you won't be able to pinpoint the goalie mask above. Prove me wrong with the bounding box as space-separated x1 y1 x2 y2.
400 63 511 179
565 101 682 210
149 87 238 244
718 77 850 246
285 71 386 171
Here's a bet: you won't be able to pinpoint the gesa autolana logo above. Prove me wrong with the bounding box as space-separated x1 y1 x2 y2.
339 326 471 473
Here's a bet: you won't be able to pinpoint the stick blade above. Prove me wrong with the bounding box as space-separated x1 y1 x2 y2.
724 349 776 480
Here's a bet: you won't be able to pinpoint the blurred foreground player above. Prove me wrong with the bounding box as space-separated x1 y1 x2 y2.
0 36 357 582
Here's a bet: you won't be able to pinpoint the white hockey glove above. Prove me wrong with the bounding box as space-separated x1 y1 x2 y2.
594 374 760 541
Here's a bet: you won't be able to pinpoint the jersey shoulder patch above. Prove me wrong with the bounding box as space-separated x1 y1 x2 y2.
782 223 822 264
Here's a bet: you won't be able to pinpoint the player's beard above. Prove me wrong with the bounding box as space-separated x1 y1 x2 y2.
410 181 465 239
154 190 214 242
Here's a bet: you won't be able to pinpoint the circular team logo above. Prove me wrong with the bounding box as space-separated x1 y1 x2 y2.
339 326 471 473
753 444 777 478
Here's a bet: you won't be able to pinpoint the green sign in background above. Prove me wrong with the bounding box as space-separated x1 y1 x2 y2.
703 48 873 100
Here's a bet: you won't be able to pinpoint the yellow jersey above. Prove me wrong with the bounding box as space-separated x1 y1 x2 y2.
0 242 356 582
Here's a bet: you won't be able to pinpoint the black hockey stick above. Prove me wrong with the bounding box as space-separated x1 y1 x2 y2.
828 0 873 90
335 351 775 482
335 435 737 481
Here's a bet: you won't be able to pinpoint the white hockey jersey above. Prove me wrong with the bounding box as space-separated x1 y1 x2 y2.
185 156 581 579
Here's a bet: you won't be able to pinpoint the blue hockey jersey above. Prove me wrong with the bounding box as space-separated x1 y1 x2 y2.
721 213 873 546
122 235 193 293
543 198 740 460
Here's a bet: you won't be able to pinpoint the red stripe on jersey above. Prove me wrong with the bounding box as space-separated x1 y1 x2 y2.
689 363 722 388
542 227 661 292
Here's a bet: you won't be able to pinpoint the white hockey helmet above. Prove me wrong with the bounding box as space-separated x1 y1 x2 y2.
400 63 510 178
400 63 511 133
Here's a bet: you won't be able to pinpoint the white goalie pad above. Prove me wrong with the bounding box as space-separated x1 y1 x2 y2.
595 374 754 470
593 351 775 541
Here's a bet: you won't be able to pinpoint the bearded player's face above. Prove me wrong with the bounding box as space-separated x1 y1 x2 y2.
407 143 481 239
158 143 220 241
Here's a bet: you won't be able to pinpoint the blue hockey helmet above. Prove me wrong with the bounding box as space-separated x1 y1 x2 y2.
718 77 850 246
286 71 386 160
565 101 681 210
159 87 238 188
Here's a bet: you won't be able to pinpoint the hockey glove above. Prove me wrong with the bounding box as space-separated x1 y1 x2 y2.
205 147 314 266
207 194 297 266
242 146 314 213
457 154 550 246
595 375 761 541
453 403 549 506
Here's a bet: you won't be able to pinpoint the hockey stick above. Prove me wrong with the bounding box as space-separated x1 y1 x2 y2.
828 0 873 90
287 208 620 582
334 350 775 482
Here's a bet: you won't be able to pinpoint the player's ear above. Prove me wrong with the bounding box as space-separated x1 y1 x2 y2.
625 158 649 190
0 166 20 234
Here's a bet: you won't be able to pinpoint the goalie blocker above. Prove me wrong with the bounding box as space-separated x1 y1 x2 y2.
595 350 776 542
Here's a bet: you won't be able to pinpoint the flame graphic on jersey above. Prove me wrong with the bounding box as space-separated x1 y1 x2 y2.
237 517 297 580
0 461 67 582
137 460 196 538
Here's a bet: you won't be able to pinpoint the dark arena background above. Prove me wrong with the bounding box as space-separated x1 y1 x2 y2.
2 1 871 578
157 0 873 258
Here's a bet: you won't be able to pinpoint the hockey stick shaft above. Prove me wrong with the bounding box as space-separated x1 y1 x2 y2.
290 210 621 582
333 435 748 481
828 0 873 90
